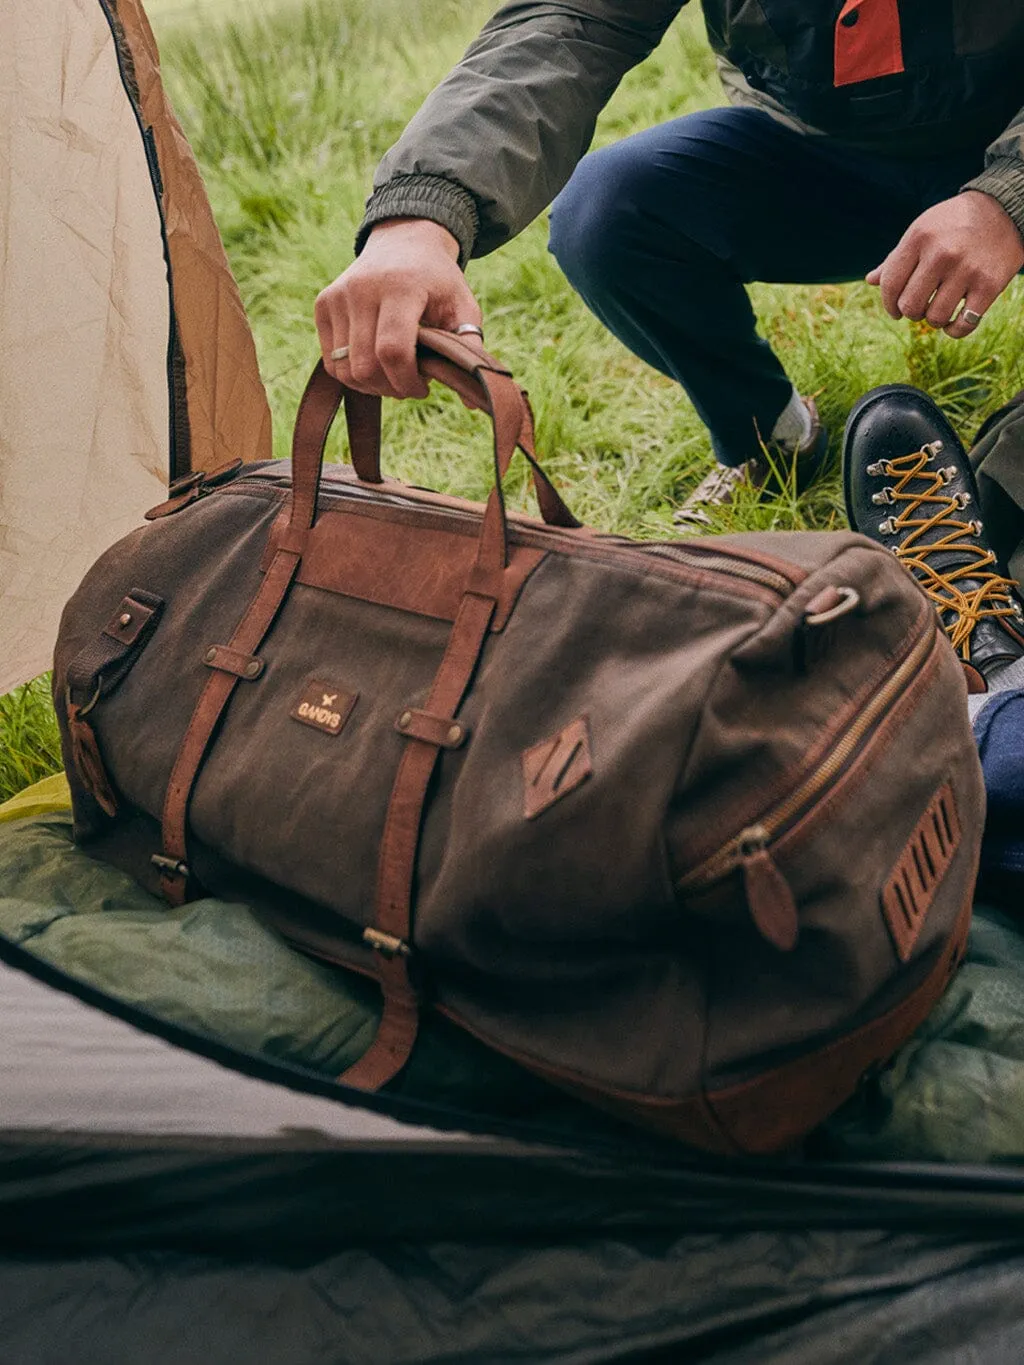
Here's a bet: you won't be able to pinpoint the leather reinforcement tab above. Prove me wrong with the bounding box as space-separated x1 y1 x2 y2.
66 702 118 818
203 644 265 680
394 708 468 749
101 595 159 647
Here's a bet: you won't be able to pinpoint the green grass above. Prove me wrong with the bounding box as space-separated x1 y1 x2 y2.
3 0 1023 799
0 679 63 801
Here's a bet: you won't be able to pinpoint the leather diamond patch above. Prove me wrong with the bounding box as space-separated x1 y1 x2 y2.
290 679 358 737
522 716 592 820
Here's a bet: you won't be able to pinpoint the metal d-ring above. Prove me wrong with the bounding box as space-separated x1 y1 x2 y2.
804 586 861 628
67 677 103 718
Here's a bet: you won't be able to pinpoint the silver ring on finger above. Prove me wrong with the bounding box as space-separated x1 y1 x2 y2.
960 308 984 329
454 323 484 339
330 345 350 361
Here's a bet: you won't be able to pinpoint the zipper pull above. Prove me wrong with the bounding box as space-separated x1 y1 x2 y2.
738 826 799 952
145 459 244 520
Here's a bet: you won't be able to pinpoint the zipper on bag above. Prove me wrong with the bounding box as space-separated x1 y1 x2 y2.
228 472 799 605
676 615 939 951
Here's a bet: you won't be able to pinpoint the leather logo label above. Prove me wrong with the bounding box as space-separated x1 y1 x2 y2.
290 680 358 737
522 716 593 820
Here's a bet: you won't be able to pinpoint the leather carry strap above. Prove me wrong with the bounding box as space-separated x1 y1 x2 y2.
338 587 497 1090
291 328 580 551
158 547 302 903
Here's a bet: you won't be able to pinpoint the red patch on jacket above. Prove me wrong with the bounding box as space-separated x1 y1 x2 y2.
834 0 904 87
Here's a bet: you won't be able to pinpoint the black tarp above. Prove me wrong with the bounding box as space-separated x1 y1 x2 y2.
5 927 1024 1363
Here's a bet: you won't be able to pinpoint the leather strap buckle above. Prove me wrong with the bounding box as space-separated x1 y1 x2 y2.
362 927 411 959
151 854 190 879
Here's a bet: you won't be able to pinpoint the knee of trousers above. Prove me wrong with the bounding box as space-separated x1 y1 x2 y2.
548 144 665 296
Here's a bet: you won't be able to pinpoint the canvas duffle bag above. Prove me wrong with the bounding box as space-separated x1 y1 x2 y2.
53 328 984 1154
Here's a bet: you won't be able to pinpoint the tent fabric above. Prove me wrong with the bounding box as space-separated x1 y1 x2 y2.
0 0 169 694
111 0 271 478
0 0 270 696
4 1232 1024 1365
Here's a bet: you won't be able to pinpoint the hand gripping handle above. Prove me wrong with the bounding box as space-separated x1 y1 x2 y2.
287 328 580 571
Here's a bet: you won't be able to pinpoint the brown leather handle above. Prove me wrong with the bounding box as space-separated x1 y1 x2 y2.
287 328 580 570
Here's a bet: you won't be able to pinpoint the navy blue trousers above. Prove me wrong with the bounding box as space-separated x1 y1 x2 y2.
549 108 986 466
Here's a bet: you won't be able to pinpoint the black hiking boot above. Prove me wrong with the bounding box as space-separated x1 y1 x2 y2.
843 384 1024 693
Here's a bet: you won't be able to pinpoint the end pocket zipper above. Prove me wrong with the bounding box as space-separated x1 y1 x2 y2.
678 614 938 951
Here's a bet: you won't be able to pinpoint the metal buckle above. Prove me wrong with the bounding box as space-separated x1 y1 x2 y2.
362 927 411 959
150 854 190 879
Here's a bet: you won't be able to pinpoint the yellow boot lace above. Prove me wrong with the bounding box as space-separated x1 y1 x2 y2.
869 440 1021 662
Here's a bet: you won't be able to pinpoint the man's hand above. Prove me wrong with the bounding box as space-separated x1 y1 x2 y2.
314 218 483 398
867 190 1024 338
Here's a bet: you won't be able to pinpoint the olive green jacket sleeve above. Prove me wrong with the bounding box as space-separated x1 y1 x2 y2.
356 1 686 265
963 109 1024 241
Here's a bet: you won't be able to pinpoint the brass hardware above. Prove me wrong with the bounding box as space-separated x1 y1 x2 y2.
67 679 103 719
738 825 768 858
204 647 217 664
804 585 861 628
362 927 411 959
151 854 190 878
447 725 463 745
398 711 412 729
118 612 133 628
244 659 262 679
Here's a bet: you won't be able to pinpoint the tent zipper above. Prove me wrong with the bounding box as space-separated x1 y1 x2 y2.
677 615 938 950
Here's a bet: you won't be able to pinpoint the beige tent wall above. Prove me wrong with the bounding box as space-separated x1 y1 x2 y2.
0 0 169 695
0 0 272 697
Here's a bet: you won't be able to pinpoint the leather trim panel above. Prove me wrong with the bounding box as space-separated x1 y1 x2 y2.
263 503 545 630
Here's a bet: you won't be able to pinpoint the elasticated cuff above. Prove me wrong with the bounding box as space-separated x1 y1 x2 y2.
355 175 480 268
962 158 1024 242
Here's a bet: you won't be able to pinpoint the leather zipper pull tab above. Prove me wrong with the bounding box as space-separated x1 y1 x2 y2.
739 826 799 952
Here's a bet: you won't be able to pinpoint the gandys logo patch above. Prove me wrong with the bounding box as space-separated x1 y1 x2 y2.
290 679 358 736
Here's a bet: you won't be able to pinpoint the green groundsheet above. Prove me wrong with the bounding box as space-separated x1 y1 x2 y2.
4 776 1024 1162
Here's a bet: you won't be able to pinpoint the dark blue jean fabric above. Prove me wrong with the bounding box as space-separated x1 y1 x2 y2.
549 107 986 466
974 690 1024 876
